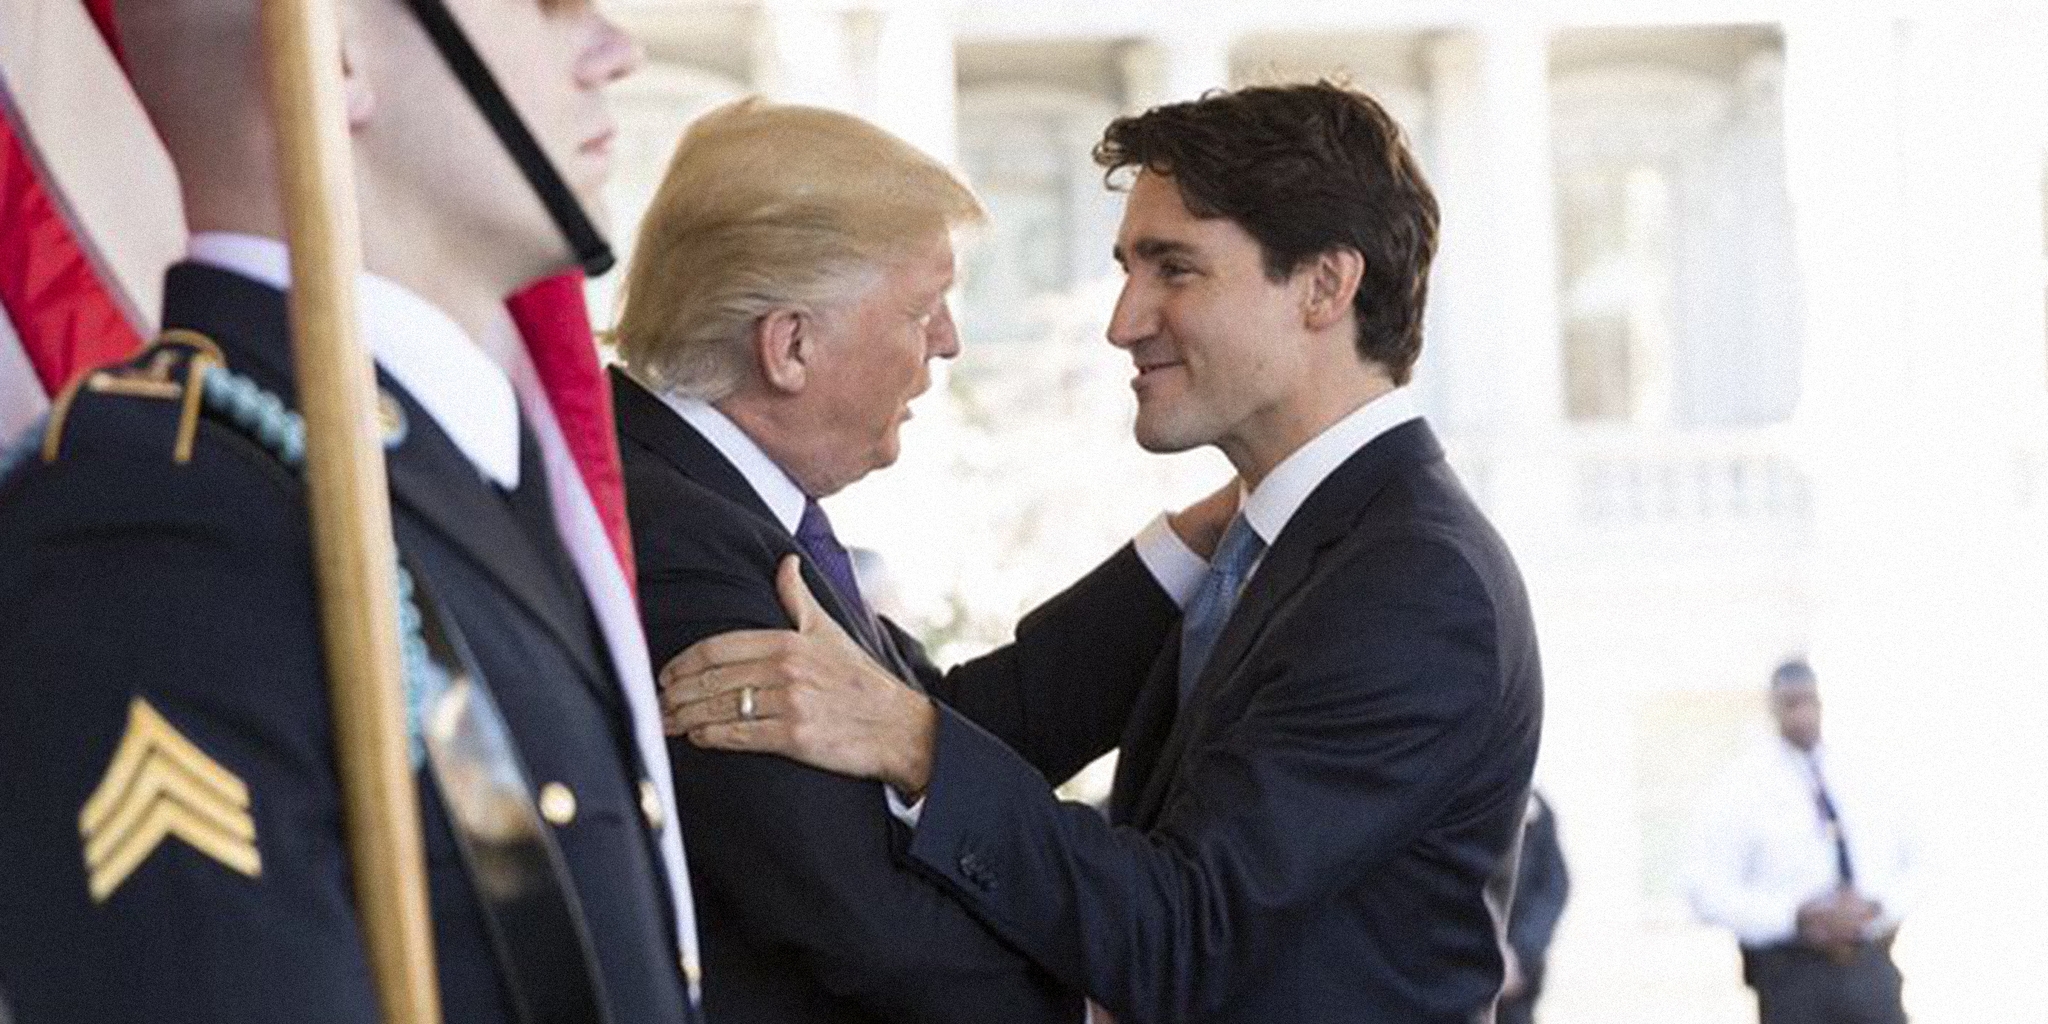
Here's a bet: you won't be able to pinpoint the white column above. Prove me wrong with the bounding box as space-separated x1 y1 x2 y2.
748 2 955 164
748 1 860 113
866 5 959 163
1114 21 1233 114
1421 24 1567 540
1785 14 2048 1022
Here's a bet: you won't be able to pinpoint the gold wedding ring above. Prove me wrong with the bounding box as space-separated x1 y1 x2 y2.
739 685 757 722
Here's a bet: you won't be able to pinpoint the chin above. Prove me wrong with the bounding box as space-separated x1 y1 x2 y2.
1132 413 1205 455
871 440 902 472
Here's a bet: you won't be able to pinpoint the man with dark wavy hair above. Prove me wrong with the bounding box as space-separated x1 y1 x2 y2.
663 81 1543 1024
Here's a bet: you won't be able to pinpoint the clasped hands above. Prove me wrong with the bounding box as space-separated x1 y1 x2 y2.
1796 887 1885 964
659 556 938 798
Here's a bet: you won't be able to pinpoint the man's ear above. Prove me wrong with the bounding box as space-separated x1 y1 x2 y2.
338 11 375 129
755 308 810 395
1302 248 1366 331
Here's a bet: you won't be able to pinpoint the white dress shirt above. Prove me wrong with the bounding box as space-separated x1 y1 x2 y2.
640 375 807 535
1133 386 1422 606
1684 736 1915 947
188 232 523 490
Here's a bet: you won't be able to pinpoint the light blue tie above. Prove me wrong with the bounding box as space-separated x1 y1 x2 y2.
1178 512 1267 703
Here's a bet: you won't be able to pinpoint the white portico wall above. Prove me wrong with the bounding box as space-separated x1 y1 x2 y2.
1115 16 1234 111
1784 13 2048 1021
744 0 959 161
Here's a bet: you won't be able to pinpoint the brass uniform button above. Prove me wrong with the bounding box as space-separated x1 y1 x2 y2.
539 782 577 826
638 779 664 831
376 391 408 446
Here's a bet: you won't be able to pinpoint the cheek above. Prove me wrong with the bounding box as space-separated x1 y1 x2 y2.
887 337 927 397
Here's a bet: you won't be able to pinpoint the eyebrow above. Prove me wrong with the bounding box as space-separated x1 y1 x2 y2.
1112 237 1200 268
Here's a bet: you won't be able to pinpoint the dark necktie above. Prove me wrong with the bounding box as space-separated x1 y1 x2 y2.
1807 755 1857 885
794 498 880 651
1178 512 1267 703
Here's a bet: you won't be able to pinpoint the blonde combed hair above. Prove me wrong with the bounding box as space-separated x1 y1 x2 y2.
614 98 985 401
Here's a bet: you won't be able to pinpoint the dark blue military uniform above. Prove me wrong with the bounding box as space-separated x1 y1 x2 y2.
0 263 695 1023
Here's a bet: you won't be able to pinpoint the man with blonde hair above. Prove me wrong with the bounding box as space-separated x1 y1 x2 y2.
613 98 1221 1023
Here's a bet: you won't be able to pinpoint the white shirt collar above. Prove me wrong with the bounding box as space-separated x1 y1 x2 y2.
186 231 523 491
1240 387 1421 545
636 373 807 535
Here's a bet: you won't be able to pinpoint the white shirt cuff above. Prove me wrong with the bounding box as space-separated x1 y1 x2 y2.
1134 513 1208 610
886 786 924 827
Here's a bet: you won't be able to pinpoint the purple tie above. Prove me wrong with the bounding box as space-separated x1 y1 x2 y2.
794 499 877 644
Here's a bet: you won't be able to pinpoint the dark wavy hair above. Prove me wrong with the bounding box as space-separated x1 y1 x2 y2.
1094 81 1439 384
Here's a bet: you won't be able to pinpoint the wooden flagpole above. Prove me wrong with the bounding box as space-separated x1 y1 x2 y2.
258 0 442 1020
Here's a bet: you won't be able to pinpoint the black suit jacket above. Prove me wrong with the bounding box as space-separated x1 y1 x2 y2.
1507 792 1568 984
900 418 1543 1024
0 265 694 1024
614 369 1177 1024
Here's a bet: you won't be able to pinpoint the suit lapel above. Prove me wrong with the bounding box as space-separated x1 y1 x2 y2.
1125 420 1446 826
613 368 780 526
164 263 611 698
1108 645 1182 825
614 368 916 683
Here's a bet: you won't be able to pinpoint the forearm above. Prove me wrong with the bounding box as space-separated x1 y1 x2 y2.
674 743 1075 1023
901 711 1222 1020
939 546 1176 781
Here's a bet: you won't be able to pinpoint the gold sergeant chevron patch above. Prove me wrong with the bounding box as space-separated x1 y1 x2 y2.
79 698 263 902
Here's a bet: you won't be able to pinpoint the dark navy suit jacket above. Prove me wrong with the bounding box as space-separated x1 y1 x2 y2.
0 265 694 1024
614 369 1179 1024
898 418 1544 1024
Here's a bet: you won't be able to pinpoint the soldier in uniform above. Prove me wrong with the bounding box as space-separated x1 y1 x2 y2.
0 1 701 1021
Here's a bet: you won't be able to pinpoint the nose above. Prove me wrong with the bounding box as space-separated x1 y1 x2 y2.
578 14 643 88
1105 277 1152 351
927 302 962 361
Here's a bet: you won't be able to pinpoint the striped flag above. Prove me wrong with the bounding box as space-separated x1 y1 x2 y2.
0 0 182 443
0 0 696 984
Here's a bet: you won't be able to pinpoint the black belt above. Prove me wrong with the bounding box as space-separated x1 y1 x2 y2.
414 571 614 1024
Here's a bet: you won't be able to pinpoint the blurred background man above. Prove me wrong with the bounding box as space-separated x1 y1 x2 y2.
1502 789 1570 1024
1686 660 1914 1024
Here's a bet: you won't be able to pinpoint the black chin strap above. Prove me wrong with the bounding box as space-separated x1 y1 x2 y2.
403 0 616 277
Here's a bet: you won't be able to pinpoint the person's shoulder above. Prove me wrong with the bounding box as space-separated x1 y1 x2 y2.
3 335 307 532
624 449 792 575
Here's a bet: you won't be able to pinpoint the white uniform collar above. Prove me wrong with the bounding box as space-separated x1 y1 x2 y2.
186 232 523 491
1240 387 1421 545
635 372 807 535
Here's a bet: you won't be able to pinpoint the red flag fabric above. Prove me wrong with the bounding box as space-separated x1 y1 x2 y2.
0 0 177 443
508 272 637 587
81 0 121 59
0 109 145 396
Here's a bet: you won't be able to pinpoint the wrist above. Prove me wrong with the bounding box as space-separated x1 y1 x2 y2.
887 693 937 800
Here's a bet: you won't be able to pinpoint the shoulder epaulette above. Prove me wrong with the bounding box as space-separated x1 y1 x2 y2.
40 329 226 466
